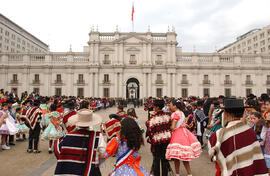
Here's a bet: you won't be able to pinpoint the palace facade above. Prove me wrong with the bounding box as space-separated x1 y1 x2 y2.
1 28 270 98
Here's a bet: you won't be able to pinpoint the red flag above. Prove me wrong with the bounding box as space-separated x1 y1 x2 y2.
131 2 134 21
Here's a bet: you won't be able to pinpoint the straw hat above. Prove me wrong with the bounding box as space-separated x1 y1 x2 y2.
68 109 101 127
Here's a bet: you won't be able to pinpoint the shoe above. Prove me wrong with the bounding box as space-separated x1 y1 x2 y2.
9 143 15 146
2 144 11 150
16 138 24 142
201 144 206 149
27 149 33 153
48 149 52 154
33 150 41 153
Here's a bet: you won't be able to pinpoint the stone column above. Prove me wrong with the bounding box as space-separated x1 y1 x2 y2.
167 44 171 63
114 44 118 64
143 43 147 63
143 73 147 98
172 44 176 64
114 72 118 97
95 44 99 64
120 43 124 64
147 43 152 64
119 73 123 98
167 73 171 97
89 73 94 97
90 44 94 63
148 73 152 97
94 73 99 97
172 73 176 97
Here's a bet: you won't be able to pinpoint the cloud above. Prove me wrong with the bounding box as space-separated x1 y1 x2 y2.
1 0 269 52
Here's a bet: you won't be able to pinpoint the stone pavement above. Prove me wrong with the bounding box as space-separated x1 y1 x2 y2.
0 106 215 176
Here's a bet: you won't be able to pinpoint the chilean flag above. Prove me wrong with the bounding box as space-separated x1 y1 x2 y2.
131 2 134 22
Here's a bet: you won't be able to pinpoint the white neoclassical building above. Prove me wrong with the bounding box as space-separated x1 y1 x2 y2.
1 28 270 98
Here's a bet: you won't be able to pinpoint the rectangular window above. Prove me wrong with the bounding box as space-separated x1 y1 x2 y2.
78 74 83 82
203 88 210 97
182 88 188 98
225 75 230 81
56 74 61 82
13 74 18 82
55 88 62 96
253 36 257 41
11 34 15 39
254 43 258 48
104 74 109 83
182 74 187 80
261 40 265 46
34 74 39 82
237 44 241 49
5 38 9 43
77 88 84 97
225 88 231 97
22 40 25 45
246 75 251 82
157 74 162 80
17 44 20 49
261 47 266 52
246 89 252 97
204 75 208 80
156 88 162 98
260 33 265 39
5 31 9 36
103 88 110 98
11 48 15 52
157 55 162 60
130 55 136 64
268 30 270 35
248 39 251 44
104 54 109 60
33 88 40 94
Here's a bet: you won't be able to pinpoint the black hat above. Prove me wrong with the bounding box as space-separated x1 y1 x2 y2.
109 114 121 121
6 99 14 104
222 98 247 110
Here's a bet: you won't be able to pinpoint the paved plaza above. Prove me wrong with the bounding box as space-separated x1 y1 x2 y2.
0 106 215 176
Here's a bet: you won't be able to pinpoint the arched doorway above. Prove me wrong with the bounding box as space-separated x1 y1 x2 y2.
126 78 140 99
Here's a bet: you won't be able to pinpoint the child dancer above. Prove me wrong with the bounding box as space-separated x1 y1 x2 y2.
103 117 149 175
42 104 64 154
166 100 202 176
15 107 28 141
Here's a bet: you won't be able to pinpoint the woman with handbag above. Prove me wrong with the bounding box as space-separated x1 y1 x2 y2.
103 117 149 176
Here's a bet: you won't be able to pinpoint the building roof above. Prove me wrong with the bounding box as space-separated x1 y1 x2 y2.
0 13 48 48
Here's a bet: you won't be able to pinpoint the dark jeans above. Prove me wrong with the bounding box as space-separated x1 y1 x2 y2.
28 123 41 150
152 143 169 176
8 135 15 144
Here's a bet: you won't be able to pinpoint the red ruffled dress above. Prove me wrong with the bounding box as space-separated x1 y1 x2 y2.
166 110 202 161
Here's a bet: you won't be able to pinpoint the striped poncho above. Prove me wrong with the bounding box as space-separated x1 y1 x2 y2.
208 120 268 176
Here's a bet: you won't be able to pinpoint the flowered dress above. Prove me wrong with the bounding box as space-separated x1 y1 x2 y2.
41 111 64 140
166 110 202 161
40 104 50 127
185 113 197 135
15 112 28 134
104 134 149 176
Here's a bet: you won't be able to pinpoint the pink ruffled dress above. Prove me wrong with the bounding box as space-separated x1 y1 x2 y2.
166 110 202 161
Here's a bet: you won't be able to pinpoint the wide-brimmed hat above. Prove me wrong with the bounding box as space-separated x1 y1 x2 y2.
221 98 248 110
68 109 101 127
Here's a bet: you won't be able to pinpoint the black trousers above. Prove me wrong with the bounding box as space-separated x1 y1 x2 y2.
152 143 169 176
28 123 41 150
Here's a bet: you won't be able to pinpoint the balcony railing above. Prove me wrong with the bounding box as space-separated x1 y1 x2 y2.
103 80 111 84
32 80 40 85
224 80 232 85
10 80 18 84
155 80 164 84
129 60 137 65
245 80 253 85
77 80 85 85
155 60 163 65
181 80 189 84
203 80 210 84
103 60 111 64
55 80 63 85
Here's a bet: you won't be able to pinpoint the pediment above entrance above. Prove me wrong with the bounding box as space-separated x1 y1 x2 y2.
126 47 140 52
152 47 167 52
100 47 114 51
114 34 151 44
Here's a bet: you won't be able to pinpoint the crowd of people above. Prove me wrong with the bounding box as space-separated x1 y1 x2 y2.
1 88 270 176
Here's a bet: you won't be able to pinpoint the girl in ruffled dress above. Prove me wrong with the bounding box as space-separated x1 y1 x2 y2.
166 100 202 176
40 99 50 129
103 117 149 176
42 104 64 153
15 107 28 141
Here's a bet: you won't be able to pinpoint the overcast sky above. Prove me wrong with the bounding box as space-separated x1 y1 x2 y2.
1 0 270 52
